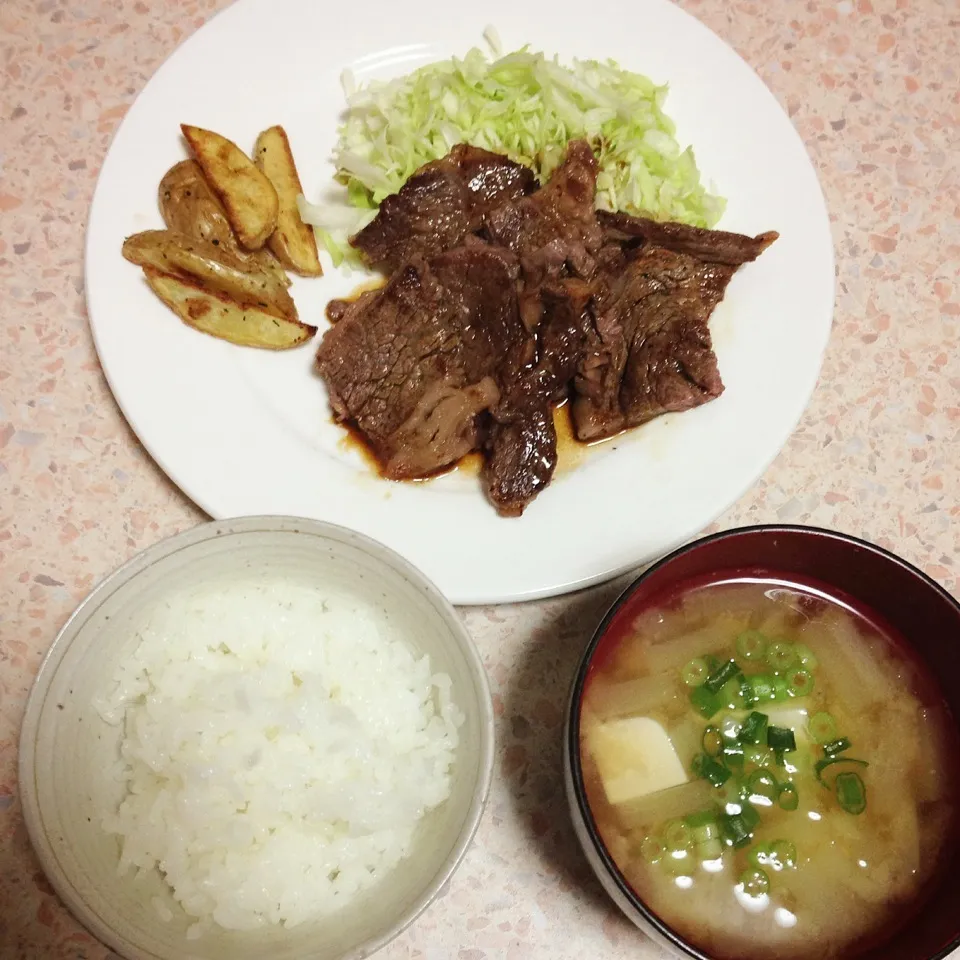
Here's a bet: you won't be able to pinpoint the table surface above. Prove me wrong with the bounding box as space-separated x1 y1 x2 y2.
1 0 958 957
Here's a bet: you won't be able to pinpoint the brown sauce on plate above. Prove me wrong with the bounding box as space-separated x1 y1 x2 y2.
336 398 610 483
328 280 619 484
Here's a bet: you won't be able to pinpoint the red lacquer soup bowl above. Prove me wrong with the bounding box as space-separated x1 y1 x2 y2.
564 525 960 960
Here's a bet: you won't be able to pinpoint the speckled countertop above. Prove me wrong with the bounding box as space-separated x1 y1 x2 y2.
1 0 958 957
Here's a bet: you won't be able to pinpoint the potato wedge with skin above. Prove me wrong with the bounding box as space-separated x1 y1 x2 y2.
159 160 291 288
181 125 279 250
254 126 322 277
142 267 316 349
159 160 237 252
123 230 298 321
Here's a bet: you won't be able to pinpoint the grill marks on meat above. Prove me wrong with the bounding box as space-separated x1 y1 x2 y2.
349 145 536 274
319 140 777 515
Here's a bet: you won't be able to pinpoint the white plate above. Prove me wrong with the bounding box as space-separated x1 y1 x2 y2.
86 0 834 605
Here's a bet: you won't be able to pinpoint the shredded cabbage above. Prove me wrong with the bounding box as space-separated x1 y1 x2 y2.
300 38 724 262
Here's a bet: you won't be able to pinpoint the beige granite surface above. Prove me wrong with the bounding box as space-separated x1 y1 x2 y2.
1 0 958 957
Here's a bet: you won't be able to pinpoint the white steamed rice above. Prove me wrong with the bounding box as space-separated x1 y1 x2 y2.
94 579 463 934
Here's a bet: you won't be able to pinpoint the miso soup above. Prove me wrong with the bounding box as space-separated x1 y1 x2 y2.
579 575 958 960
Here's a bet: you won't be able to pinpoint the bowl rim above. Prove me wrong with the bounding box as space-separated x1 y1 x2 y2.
565 522 960 960
18 514 496 960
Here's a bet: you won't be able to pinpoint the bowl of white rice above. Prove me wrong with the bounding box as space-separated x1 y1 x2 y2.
19 516 494 960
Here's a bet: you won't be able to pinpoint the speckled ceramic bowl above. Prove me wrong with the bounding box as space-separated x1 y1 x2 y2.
564 525 960 960
19 516 495 960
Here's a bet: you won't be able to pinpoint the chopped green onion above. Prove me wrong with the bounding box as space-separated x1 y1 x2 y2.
723 777 749 813
835 771 867 814
738 673 758 708
704 654 723 673
815 756 869 784
721 813 754 848
692 753 731 788
778 781 799 811
772 674 790 701
766 641 797 671
767 726 797 753
662 819 693 850
662 847 694 875
685 808 719 828
739 802 761 830
808 711 838 744
702 725 723 758
739 711 769 745
787 668 815 698
747 674 775 702
640 836 664 863
720 794 759 831
747 842 771 868
689 685 724 719
793 642 818 669
704 659 742 694
691 820 720 845
696 836 724 861
720 676 744 709
739 866 771 897
682 657 709 687
719 714 742 741
736 630 768 661
768 839 798 870
823 737 851 757
747 769 779 806
723 743 745 771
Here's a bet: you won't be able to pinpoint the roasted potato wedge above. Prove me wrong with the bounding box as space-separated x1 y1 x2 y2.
122 230 298 321
142 267 316 349
254 126 322 277
181 125 279 250
159 160 291 288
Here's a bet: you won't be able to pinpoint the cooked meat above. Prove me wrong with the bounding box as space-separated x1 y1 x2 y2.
318 140 778 516
325 288 380 324
572 247 734 442
517 280 594 403
326 298 350 323
484 281 592 515
483 406 557 518
350 145 536 273
597 210 779 265
483 138 604 335
315 246 529 479
484 139 604 280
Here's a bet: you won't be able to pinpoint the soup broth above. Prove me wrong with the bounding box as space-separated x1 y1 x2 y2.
579 576 958 960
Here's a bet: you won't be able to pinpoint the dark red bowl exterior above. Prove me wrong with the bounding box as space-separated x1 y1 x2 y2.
567 524 960 960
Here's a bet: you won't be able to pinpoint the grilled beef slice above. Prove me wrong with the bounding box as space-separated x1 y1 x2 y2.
572 246 735 442
484 281 592 516
316 246 530 479
349 145 536 273
597 210 779 265
484 139 604 280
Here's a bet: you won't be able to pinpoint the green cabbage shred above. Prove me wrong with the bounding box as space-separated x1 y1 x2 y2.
304 38 725 264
